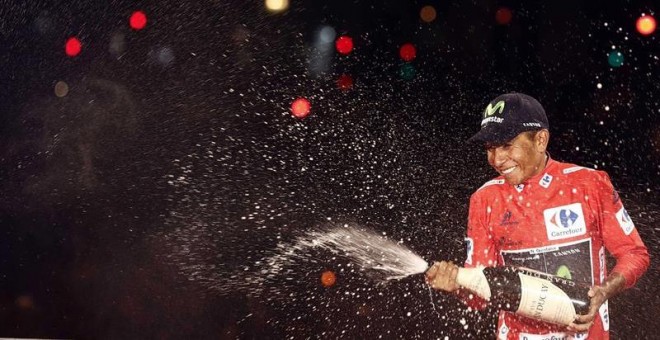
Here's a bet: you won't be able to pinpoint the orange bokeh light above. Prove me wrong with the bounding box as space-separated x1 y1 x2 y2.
420 5 437 23
321 270 336 287
636 15 656 36
291 97 311 118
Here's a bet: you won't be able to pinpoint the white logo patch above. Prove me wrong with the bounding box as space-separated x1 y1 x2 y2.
599 300 610 331
615 207 635 235
574 332 589 340
539 173 553 188
478 179 505 191
543 203 587 240
465 237 474 265
498 321 509 340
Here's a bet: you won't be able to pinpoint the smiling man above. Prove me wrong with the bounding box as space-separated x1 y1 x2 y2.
425 93 649 339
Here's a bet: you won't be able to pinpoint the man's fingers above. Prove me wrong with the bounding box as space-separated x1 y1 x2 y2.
574 314 590 324
425 261 460 292
568 312 595 333
425 262 440 281
567 319 593 333
588 288 595 298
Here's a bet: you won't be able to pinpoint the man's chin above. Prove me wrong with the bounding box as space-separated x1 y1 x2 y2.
503 176 522 186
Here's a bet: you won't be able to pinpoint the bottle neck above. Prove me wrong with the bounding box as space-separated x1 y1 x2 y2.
455 267 491 300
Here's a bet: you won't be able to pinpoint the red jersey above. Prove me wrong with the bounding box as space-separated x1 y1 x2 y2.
464 157 649 340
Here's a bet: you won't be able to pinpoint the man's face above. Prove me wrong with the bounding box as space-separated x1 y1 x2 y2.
485 131 547 186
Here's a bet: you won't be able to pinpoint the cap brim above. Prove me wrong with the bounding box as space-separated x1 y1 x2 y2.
467 125 522 144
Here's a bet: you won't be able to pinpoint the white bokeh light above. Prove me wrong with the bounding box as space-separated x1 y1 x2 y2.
265 0 289 12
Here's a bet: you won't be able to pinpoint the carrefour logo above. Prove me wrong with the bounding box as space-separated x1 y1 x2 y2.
543 203 586 240
550 209 579 228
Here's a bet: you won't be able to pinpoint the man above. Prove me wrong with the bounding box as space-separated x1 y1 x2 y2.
425 93 649 339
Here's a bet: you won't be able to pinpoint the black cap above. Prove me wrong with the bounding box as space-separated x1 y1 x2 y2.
468 93 549 144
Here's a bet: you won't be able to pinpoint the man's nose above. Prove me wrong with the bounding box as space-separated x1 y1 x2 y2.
493 148 508 166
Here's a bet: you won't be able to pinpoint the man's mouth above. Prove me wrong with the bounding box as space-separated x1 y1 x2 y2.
501 166 517 175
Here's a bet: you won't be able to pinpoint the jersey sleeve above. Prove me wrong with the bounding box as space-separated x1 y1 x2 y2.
465 192 499 268
458 191 499 310
594 172 649 288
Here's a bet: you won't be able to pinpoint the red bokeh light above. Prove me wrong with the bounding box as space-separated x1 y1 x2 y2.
65 37 82 57
399 43 417 62
636 15 656 36
335 35 354 55
495 7 513 25
291 98 311 118
321 270 336 287
130 10 148 30
337 74 353 91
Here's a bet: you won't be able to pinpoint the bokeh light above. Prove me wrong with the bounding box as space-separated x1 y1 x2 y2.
15 295 35 310
608 50 624 67
265 0 289 13
496 7 513 25
399 63 416 80
129 10 147 30
335 35 354 55
291 97 311 118
320 270 336 287
318 25 336 44
109 32 126 57
636 15 657 36
65 37 81 57
54 81 69 97
399 43 417 62
420 5 437 23
337 74 353 91
149 46 175 67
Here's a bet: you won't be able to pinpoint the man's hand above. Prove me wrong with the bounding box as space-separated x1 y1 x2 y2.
425 261 460 292
567 272 626 333
566 285 608 332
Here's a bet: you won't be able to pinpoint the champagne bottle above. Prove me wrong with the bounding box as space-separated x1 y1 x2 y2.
455 266 591 326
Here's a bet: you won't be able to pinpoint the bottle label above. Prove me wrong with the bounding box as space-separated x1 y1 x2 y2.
517 273 577 325
456 266 491 300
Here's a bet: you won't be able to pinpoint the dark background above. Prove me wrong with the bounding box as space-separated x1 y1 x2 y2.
1 0 658 338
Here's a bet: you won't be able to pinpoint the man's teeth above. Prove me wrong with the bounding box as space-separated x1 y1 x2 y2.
502 166 516 175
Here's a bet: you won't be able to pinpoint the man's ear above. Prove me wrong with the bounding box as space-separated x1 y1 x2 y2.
535 129 550 152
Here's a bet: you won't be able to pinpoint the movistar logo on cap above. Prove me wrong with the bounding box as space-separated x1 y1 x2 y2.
481 100 505 126
484 100 505 117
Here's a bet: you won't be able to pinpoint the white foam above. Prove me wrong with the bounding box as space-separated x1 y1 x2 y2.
262 225 428 282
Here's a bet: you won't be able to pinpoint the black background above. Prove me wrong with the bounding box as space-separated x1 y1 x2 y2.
1 0 658 339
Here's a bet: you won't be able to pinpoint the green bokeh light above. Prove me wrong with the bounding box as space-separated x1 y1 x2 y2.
399 62 416 80
608 50 624 67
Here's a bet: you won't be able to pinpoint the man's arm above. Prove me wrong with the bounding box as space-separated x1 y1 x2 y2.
568 173 650 333
425 193 497 310
598 173 650 287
